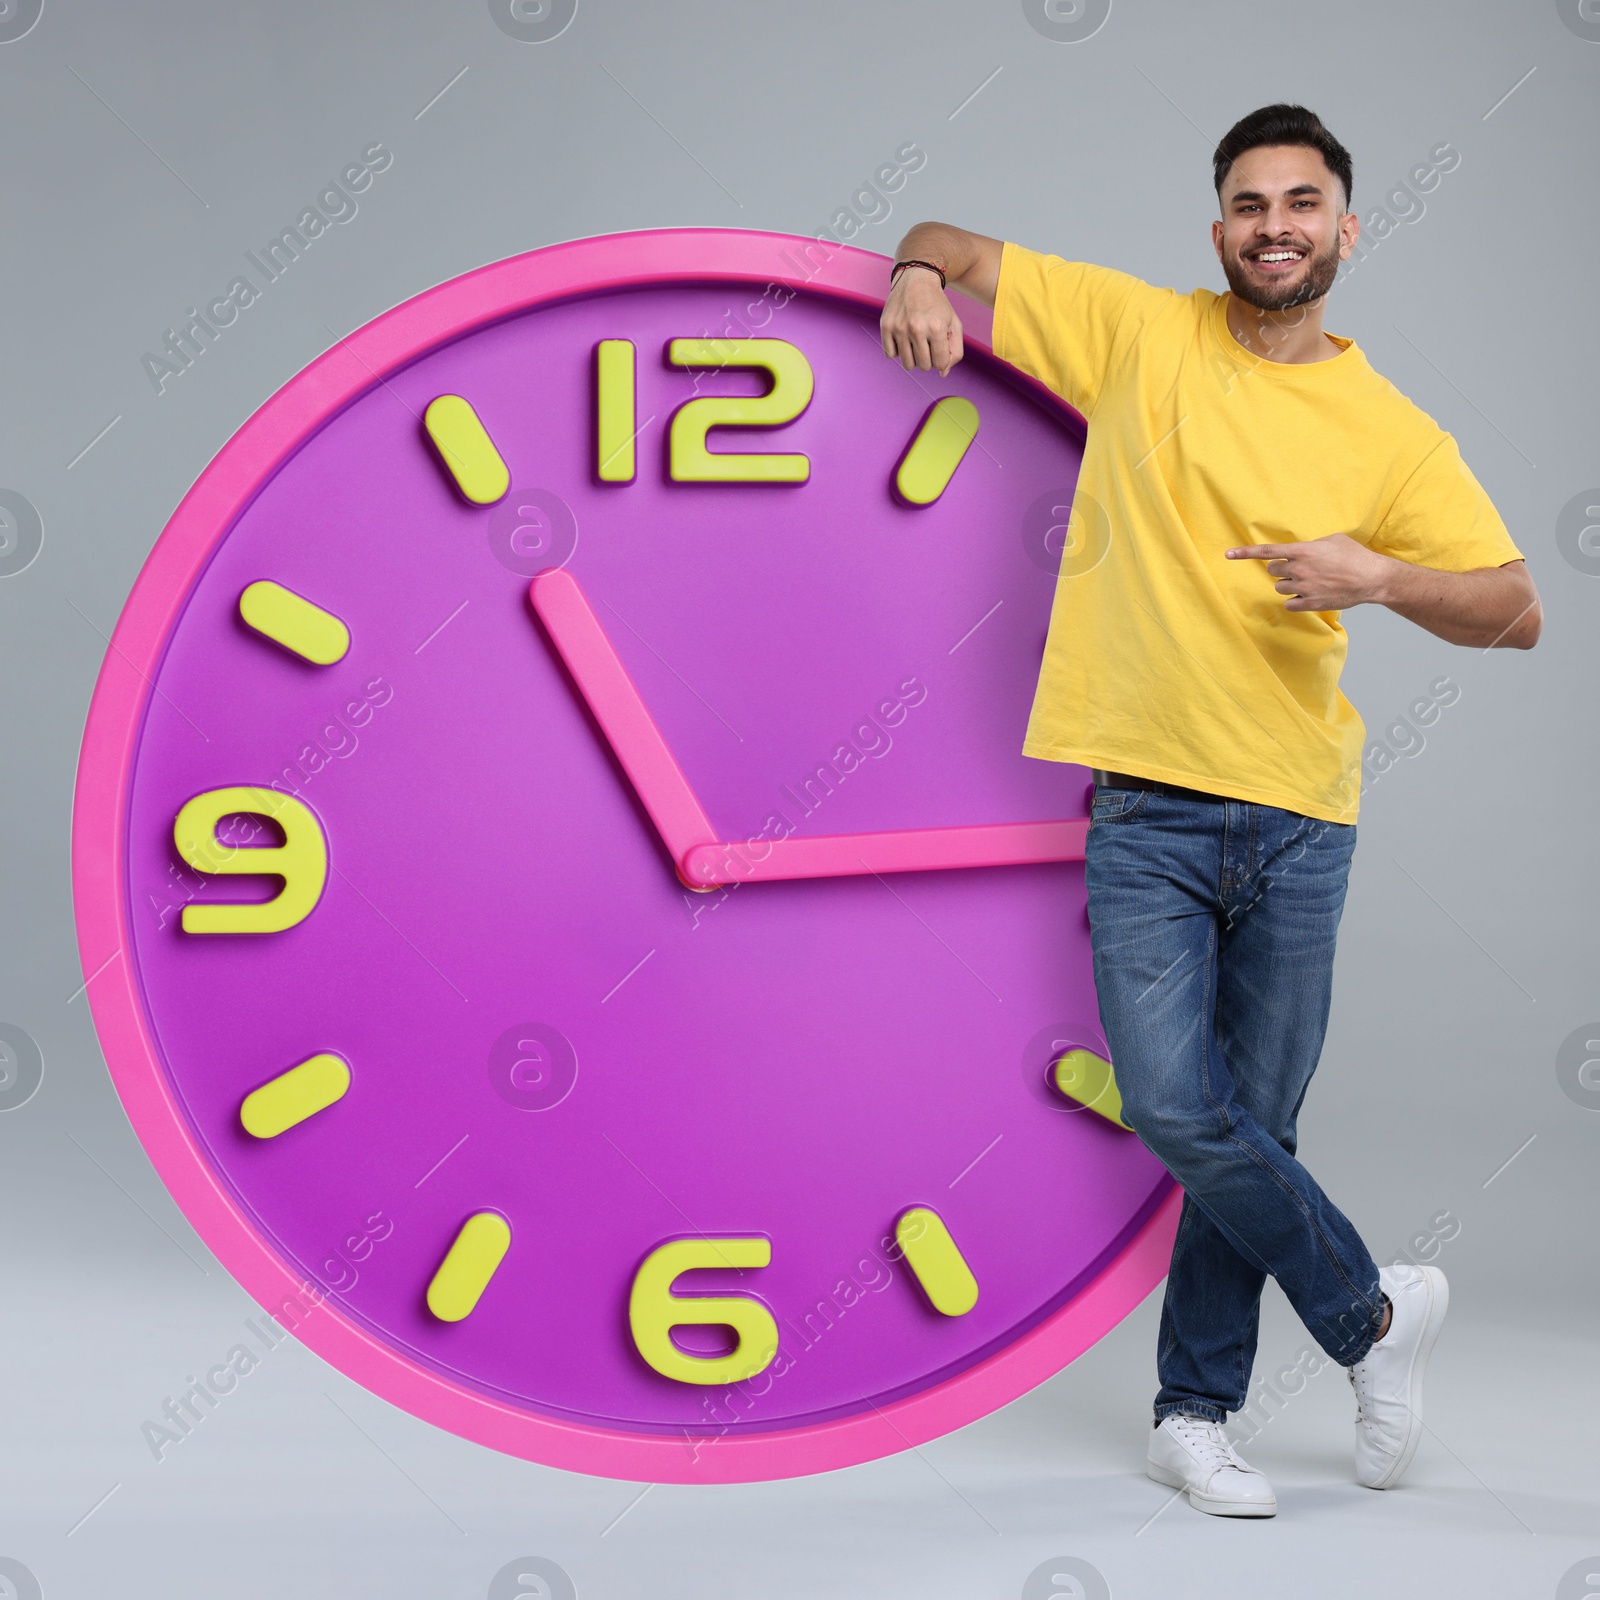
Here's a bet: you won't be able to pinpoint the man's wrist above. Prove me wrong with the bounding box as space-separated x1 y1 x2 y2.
890 259 948 291
1367 550 1409 609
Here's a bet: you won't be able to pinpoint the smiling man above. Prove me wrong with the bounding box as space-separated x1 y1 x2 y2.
879 103 1540 1517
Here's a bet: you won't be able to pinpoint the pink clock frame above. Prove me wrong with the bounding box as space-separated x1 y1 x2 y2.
71 228 1180 1483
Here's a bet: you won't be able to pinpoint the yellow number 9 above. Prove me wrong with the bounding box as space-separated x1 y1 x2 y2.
173 786 328 934
628 1237 778 1385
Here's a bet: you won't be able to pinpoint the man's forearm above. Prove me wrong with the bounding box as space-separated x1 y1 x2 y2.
1231 536 1543 649
1376 557 1542 649
892 223 995 303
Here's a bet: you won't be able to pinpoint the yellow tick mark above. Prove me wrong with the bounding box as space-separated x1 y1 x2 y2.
238 580 350 665
895 396 980 506
427 1212 512 1322
424 394 511 505
1051 1048 1133 1130
895 1205 979 1316
240 1052 350 1138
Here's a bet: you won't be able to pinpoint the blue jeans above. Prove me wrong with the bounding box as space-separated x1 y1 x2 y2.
1084 785 1384 1424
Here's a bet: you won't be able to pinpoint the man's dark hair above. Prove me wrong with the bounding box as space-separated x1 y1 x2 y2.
1212 104 1353 212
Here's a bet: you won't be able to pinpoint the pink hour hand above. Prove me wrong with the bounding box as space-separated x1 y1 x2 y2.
528 569 718 876
529 568 1088 890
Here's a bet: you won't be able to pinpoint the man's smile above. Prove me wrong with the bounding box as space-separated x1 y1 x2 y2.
1246 244 1309 273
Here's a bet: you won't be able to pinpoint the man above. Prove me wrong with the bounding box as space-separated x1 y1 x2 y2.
879 103 1540 1518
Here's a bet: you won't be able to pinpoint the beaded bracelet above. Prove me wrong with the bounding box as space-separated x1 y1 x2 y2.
890 258 947 290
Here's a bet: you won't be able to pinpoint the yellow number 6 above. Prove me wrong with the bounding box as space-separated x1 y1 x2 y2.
628 1237 779 1385
173 786 327 934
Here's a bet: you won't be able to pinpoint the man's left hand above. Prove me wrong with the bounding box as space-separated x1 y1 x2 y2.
1225 532 1391 612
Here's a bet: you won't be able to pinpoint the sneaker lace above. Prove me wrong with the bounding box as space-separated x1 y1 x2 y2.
1170 1414 1248 1474
1347 1354 1403 1443
1346 1358 1373 1417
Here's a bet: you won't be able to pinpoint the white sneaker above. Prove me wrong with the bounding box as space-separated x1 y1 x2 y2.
1146 1413 1277 1517
1347 1263 1449 1489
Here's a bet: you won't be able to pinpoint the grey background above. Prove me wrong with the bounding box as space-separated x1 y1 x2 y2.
3 1 1597 1595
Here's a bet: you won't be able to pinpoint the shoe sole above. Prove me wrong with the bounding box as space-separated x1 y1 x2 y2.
1364 1265 1449 1489
1147 1459 1277 1517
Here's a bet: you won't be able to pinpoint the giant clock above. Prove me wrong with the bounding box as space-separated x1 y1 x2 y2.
72 229 1178 1481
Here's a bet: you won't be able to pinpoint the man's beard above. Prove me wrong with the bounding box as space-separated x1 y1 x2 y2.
1222 233 1341 313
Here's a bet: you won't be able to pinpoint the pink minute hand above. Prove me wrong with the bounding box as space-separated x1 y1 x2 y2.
680 817 1087 890
529 567 1088 890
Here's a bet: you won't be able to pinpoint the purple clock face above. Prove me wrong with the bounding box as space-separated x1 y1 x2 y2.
120 264 1170 1440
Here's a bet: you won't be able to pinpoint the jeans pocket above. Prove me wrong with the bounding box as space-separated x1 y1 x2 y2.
1090 785 1150 825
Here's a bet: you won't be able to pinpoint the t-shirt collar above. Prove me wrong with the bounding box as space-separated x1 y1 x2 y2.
1214 291 1355 370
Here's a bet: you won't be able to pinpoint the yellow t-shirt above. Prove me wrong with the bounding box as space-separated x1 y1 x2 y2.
992 242 1523 824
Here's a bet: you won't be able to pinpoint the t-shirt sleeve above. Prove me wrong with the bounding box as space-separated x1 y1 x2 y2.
1369 434 1524 571
991 241 1170 417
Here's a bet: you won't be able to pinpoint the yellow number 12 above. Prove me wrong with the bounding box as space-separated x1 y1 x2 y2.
667 339 812 484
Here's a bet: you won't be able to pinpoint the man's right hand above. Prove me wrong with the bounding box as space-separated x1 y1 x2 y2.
880 267 965 377
878 223 1003 377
